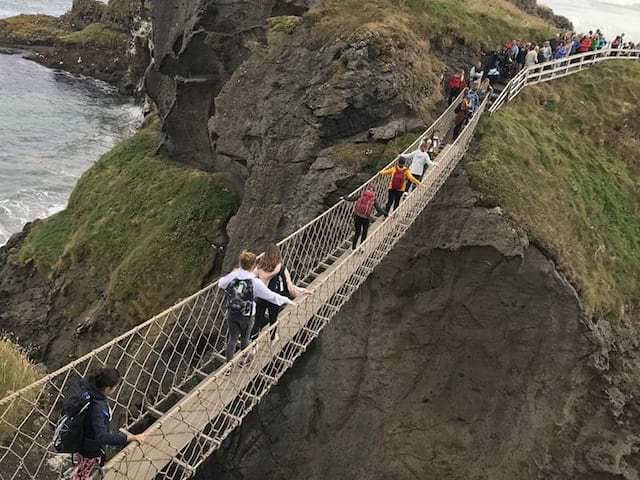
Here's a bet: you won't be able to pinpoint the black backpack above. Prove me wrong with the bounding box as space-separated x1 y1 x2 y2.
52 378 92 454
225 278 254 316
268 269 290 298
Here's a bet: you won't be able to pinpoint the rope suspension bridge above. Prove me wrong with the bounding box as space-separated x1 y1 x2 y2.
0 48 638 480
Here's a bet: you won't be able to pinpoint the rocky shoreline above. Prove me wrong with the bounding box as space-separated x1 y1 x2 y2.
0 0 150 95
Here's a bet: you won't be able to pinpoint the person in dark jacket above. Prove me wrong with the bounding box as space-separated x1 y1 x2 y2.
73 368 145 480
453 98 472 140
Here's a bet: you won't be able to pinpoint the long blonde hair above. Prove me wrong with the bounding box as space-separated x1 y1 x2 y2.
258 244 282 273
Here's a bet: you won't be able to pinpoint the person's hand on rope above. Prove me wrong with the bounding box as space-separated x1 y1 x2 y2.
128 433 146 445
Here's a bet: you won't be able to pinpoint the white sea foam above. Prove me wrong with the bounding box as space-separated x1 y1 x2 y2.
0 52 142 247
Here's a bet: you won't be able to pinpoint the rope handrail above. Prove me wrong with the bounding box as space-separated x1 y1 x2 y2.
0 44 637 480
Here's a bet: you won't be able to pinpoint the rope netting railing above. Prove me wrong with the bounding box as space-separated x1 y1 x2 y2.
2 43 636 480
101 96 489 480
0 88 464 480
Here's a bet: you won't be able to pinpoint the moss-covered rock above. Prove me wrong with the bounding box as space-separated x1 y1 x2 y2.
335 133 418 173
103 0 144 32
60 23 129 49
62 0 107 31
17 128 239 322
0 14 64 46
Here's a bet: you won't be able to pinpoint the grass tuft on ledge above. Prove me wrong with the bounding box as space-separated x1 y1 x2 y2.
60 23 129 49
0 338 40 439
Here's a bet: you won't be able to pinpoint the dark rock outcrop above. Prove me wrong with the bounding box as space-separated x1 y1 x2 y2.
61 0 107 30
146 2 453 274
145 0 319 171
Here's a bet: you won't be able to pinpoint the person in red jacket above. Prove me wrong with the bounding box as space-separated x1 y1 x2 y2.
447 70 466 104
342 187 389 251
578 35 592 53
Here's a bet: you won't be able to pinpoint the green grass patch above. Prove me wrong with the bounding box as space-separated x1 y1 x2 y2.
268 16 303 35
17 128 239 322
470 62 640 317
310 0 555 51
0 338 40 439
0 14 65 45
335 133 418 173
60 23 128 49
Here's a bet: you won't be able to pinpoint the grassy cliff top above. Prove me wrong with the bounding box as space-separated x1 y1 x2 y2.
0 15 65 45
0 15 128 49
471 61 640 318
16 128 238 322
313 0 556 51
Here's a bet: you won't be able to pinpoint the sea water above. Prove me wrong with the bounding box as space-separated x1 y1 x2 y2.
0 0 141 245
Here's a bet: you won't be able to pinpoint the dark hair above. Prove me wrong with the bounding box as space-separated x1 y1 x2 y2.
398 158 406 167
87 368 122 391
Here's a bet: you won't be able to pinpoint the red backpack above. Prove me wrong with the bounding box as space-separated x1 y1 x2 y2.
449 75 463 90
391 168 406 191
354 190 376 218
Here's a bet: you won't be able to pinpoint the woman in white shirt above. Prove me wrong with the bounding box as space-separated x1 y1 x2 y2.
400 142 436 192
525 46 539 67
469 61 484 84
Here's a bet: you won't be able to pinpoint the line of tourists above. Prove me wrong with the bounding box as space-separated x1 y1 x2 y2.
450 29 636 90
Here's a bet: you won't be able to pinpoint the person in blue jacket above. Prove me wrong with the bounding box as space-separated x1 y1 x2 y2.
72 368 145 480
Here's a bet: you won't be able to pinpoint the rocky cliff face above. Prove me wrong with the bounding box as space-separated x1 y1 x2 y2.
146 1 444 270
200 164 640 480
145 0 318 171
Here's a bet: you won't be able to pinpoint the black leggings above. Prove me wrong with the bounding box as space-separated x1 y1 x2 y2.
385 189 404 213
252 299 281 339
352 215 371 249
448 88 461 104
453 122 465 140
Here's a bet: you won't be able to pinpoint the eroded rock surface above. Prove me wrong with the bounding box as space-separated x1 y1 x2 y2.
145 0 319 170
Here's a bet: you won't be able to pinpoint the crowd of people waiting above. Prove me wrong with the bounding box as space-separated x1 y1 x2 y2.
450 30 636 89
446 28 634 139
